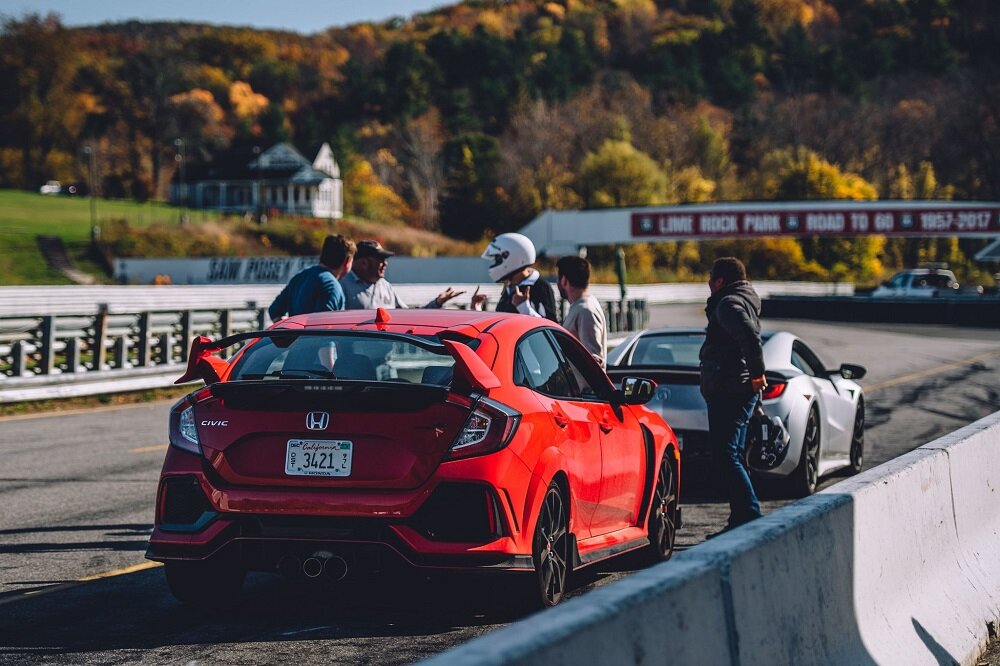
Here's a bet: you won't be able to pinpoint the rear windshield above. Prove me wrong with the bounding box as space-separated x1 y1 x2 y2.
229 333 457 385
624 332 773 367
627 333 705 367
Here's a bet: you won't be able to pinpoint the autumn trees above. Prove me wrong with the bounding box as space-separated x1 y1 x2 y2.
1 0 998 284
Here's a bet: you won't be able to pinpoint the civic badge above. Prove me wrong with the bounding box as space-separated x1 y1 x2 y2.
306 411 330 430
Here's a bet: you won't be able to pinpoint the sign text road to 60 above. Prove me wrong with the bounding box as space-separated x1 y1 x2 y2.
632 205 1000 239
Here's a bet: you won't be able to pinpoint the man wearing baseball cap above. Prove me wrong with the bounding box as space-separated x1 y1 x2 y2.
341 240 463 309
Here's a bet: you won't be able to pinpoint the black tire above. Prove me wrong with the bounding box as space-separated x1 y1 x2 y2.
531 483 570 608
164 558 245 605
644 454 678 563
789 406 820 498
847 398 865 475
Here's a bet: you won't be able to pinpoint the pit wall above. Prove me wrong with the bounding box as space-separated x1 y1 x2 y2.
423 411 1000 666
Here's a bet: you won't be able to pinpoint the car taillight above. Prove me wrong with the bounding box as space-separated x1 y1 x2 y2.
169 404 201 455
447 397 520 461
761 382 787 400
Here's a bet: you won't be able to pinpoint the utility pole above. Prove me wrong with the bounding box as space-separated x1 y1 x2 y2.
252 145 264 225
83 146 97 243
174 138 187 224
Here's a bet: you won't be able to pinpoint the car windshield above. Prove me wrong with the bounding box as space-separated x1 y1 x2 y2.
915 274 953 288
229 333 457 385
626 333 705 367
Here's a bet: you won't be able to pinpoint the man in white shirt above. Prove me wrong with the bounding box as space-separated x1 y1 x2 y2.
341 240 463 309
554 255 608 367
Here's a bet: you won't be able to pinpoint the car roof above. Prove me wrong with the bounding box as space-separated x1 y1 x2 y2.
633 327 706 336
278 309 532 336
632 327 778 340
893 268 954 275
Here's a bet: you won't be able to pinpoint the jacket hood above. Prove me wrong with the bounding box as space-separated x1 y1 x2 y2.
707 280 761 316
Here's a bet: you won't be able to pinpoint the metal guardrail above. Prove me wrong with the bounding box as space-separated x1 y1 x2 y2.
0 299 648 403
0 306 265 381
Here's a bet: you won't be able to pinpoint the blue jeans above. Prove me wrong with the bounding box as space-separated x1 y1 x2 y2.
706 392 762 527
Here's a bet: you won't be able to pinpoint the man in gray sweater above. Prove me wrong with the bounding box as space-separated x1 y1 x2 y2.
555 256 608 367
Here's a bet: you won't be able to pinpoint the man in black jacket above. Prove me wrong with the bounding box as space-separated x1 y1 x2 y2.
700 257 768 532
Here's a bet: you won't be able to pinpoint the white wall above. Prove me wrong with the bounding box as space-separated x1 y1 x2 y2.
422 411 1000 666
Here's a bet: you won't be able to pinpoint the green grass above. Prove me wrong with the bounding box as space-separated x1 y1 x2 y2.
0 189 224 285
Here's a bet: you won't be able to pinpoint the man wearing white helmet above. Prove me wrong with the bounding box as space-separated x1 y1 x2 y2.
471 232 558 322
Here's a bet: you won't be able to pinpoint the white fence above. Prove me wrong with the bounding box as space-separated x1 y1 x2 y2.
0 281 853 317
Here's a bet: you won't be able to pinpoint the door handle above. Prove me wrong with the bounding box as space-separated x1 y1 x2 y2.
553 413 569 428
599 421 613 434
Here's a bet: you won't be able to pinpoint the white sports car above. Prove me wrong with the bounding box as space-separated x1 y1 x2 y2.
606 328 866 496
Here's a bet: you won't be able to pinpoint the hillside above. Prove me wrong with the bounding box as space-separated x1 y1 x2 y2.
2 1 999 284
0 190 476 284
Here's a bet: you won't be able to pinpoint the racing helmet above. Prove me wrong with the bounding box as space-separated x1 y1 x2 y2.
482 233 536 282
747 411 791 472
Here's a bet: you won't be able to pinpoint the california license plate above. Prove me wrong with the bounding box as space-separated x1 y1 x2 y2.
285 439 353 477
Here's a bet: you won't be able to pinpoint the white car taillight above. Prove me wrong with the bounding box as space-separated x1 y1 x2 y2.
169 405 202 455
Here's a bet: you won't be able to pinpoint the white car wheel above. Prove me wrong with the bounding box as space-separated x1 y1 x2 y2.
789 406 820 497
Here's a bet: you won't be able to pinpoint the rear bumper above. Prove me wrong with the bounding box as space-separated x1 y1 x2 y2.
674 429 712 460
147 446 535 572
146 516 533 572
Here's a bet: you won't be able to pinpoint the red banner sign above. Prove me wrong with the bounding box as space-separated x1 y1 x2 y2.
631 207 1000 238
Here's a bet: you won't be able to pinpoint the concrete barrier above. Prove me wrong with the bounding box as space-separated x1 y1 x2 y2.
422 559 731 666
423 412 1000 666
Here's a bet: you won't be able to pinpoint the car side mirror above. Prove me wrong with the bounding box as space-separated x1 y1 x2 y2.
614 376 657 405
838 363 867 380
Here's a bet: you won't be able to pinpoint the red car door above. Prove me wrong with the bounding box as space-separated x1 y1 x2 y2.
515 331 603 538
549 331 646 536
592 402 644 532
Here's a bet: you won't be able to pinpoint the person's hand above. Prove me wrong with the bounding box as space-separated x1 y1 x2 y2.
470 286 488 311
751 374 768 393
511 285 530 307
435 286 465 307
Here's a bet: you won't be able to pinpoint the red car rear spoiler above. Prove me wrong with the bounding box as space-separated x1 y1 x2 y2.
175 330 502 392
441 339 501 392
175 335 229 385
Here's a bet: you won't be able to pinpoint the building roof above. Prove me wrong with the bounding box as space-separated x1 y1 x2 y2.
179 143 339 184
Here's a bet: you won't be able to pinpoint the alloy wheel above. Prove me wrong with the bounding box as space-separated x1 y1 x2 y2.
804 408 820 491
648 456 678 561
789 406 821 497
533 484 569 607
849 400 865 473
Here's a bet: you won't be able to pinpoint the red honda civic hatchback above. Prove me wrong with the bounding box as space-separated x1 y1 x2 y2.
147 308 680 607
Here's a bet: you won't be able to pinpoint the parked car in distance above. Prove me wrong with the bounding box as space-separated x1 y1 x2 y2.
870 267 959 298
39 180 61 195
607 328 866 497
148 309 680 609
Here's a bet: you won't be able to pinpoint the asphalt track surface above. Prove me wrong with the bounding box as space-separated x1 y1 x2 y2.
2 303 1000 665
